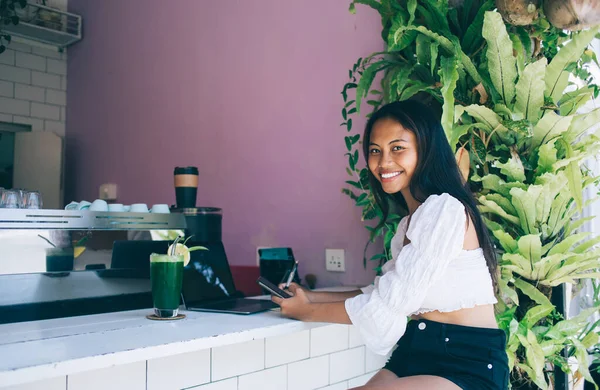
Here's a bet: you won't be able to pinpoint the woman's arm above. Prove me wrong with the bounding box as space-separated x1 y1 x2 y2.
279 282 362 303
272 285 353 324
307 289 362 303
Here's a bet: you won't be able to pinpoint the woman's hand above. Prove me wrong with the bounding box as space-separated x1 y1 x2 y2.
277 282 313 302
271 283 316 321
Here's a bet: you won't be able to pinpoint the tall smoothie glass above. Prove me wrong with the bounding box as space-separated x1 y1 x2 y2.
150 253 184 318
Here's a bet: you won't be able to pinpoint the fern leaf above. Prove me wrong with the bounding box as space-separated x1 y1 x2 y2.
439 56 459 143
565 107 600 143
545 27 599 104
515 58 546 122
356 60 389 114
482 11 517 106
532 111 573 149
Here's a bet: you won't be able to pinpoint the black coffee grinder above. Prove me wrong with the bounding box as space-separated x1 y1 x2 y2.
170 167 243 299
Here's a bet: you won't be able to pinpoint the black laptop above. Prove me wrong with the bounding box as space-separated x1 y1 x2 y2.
180 241 279 315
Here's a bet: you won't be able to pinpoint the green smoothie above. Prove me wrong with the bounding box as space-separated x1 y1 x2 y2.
150 253 184 317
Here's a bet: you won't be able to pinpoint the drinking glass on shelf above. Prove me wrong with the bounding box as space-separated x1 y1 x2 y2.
0 190 21 208
23 191 43 209
12 189 26 208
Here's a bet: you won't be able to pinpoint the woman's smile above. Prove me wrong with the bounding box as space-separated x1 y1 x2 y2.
368 118 418 194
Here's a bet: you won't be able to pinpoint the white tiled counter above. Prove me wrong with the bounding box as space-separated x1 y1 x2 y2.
0 305 389 390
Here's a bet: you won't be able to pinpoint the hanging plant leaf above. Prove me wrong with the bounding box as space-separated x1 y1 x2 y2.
545 27 599 104
344 136 352 151
347 152 357 170
535 172 565 226
417 3 450 36
516 235 543 265
509 33 526 76
430 41 439 77
515 58 547 122
407 0 417 25
464 104 510 136
557 85 594 116
388 11 418 52
558 138 583 211
416 34 430 66
482 11 517 106
399 80 433 100
394 65 416 97
485 193 517 216
356 61 388 114
532 111 572 149
510 186 543 234
470 133 487 165
565 106 600 143
345 180 362 189
478 196 521 225
493 230 518 253
461 0 494 53
450 124 474 152
439 55 459 142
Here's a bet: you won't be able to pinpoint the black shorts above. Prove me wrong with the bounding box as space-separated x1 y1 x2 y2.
383 318 509 389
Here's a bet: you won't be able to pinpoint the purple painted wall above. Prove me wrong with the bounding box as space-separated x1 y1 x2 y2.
66 0 383 287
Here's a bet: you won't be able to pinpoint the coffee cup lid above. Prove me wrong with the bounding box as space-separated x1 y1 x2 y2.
174 166 199 175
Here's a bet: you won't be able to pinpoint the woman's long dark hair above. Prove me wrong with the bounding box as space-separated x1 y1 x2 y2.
363 100 498 288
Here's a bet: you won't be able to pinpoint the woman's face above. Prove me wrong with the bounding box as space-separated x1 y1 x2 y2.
367 118 418 195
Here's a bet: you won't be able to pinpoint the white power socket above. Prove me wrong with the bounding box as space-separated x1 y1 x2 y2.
325 249 345 272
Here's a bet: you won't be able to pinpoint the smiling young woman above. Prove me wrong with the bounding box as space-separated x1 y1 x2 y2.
272 100 509 390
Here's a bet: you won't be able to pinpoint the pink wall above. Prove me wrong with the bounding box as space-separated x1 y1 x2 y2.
66 0 383 287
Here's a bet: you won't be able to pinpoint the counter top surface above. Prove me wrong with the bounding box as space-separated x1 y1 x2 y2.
0 303 326 386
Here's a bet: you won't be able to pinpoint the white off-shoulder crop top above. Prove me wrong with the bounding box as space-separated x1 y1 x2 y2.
344 193 497 355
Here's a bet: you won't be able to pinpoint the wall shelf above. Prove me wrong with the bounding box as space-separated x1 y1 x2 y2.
0 209 187 230
3 2 82 50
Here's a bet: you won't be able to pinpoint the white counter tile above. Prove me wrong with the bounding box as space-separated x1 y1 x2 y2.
347 371 377 387
265 330 310 367
329 347 365 383
238 366 286 390
186 378 237 390
287 355 329 390
67 361 145 390
317 382 348 390
211 339 265 381
147 349 211 390
1 376 66 390
348 325 363 348
310 324 349 357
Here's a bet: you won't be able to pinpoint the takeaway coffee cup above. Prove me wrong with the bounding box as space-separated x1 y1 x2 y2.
174 166 198 208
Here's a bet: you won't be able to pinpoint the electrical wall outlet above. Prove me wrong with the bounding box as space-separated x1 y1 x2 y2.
325 249 345 272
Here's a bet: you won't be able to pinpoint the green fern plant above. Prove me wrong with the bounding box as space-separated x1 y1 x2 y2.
341 1 600 388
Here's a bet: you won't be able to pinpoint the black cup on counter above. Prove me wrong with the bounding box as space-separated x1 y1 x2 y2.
174 166 198 208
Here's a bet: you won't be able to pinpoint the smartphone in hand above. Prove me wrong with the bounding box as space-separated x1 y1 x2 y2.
257 276 292 299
